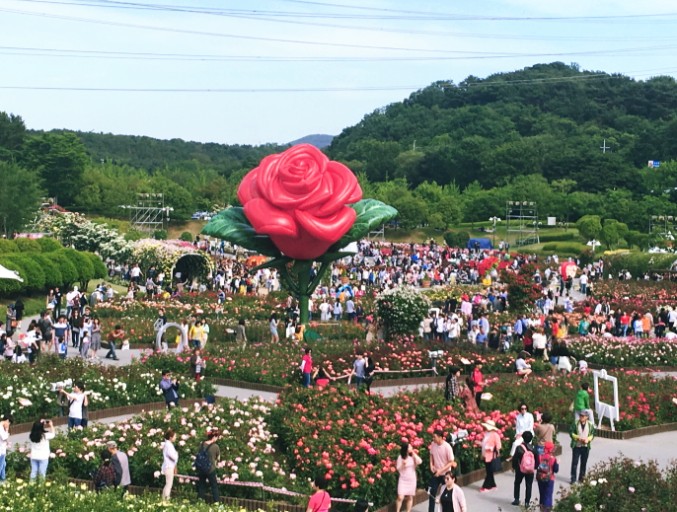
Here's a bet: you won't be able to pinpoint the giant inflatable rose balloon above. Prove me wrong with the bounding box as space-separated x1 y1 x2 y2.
237 144 362 260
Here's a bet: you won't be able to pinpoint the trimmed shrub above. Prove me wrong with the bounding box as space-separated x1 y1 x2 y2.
538 231 577 243
179 231 194 242
85 252 108 279
31 254 63 289
0 256 24 295
35 237 62 252
443 230 470 248
3 254 46 292
62 248 95 284
153 229 168 240
13 238 41 253
50 251 79 286
541 242 587 254
0 239 18 253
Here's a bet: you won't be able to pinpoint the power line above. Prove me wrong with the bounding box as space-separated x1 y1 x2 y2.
20 0 677 22
2 70 674 94
4 44 677 62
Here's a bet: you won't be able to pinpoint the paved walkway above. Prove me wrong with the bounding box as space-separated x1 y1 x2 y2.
412 427 677 511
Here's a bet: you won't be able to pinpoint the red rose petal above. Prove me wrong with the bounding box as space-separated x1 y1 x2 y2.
244 198 298 237
296 207 356 242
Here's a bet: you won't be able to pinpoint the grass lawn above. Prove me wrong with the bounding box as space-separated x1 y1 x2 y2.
0 281 129 318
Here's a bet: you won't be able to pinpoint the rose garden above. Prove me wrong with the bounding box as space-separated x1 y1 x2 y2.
0 146 676 512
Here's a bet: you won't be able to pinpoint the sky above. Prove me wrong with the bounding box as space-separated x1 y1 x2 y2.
1 0 677 145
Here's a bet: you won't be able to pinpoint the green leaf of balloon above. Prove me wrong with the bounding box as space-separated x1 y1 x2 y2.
332 199 398 249
201 207 281 257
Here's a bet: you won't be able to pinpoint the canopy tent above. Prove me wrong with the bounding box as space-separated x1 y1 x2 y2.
467 238 493 250
0 264 22 282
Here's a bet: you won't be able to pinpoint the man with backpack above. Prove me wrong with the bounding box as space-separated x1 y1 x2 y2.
511 431 538 507
195 427 221 503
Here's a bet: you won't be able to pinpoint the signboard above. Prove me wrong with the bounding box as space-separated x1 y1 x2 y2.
547 217 556 226
593 369 620 431
648 160 661 168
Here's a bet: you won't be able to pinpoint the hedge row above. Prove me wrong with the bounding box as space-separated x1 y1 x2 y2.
0 237 63 254
604 252 676 277
538 231 577 243
541 241 587 254
0 248 107 295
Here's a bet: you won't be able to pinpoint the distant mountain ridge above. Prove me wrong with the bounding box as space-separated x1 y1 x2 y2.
288 134 334 148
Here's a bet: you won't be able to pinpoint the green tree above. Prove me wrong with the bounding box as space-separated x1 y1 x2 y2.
0 111 27 162
0 161 44 236
576 215 603 241
23 132 88 206
599 219 629 249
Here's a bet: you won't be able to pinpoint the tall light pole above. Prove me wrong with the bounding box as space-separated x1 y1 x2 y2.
489 216 501 248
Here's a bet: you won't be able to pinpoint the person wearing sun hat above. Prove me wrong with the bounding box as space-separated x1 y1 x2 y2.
480 419 502 492
536 441 559 512
569 409 595 484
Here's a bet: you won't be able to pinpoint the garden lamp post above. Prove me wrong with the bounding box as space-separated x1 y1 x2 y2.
489 216 501 247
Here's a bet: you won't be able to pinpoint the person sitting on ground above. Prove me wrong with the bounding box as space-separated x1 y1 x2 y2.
515 351 532 381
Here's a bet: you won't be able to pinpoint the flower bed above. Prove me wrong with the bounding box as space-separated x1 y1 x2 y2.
0 480 267 512
270 385 515 507
554 457 677 512
0 356 214 423
590 280 677 313
9 399 296 502
566 335 677 367
480 370 677 431
138 335 550 387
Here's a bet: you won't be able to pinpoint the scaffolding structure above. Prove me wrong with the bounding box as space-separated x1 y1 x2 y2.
506 201 540 246
649 215 677 242
120 193 173 233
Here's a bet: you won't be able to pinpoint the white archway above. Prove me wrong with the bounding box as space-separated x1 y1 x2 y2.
156 322 188 352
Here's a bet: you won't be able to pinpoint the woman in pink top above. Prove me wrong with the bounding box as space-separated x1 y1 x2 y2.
395 441 422 512
306 476 331 512
480 420 502 491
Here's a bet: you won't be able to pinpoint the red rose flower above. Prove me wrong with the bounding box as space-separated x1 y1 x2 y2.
238 144 362 259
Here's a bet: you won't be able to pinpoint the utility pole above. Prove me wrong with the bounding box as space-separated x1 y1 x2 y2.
600 139 610 153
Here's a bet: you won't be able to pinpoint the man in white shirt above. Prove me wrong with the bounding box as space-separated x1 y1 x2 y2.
0 414 11 484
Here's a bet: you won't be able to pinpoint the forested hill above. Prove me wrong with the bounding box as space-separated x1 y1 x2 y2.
327 62 677 192
42 130 287 176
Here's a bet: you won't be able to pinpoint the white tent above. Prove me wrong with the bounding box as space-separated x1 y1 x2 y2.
0 264 22 282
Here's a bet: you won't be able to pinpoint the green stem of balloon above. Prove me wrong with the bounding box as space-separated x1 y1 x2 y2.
296 260 311 326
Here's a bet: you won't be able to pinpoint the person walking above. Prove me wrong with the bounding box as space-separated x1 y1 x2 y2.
235 318 247 349
197 428 221 504
471 361 485 408
29 419 56 481
91 318 102 357
427 429 456 512
569 410 595 484
306 476 331 512
269 313 280 342
511 431 538 507
536 441 559 512
299 348 313 388
434 471 467 512
395 441 422 512
105 324 125 360
161 428 179 502
108 440 131 495
480 420 502 492
0 414 11 485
